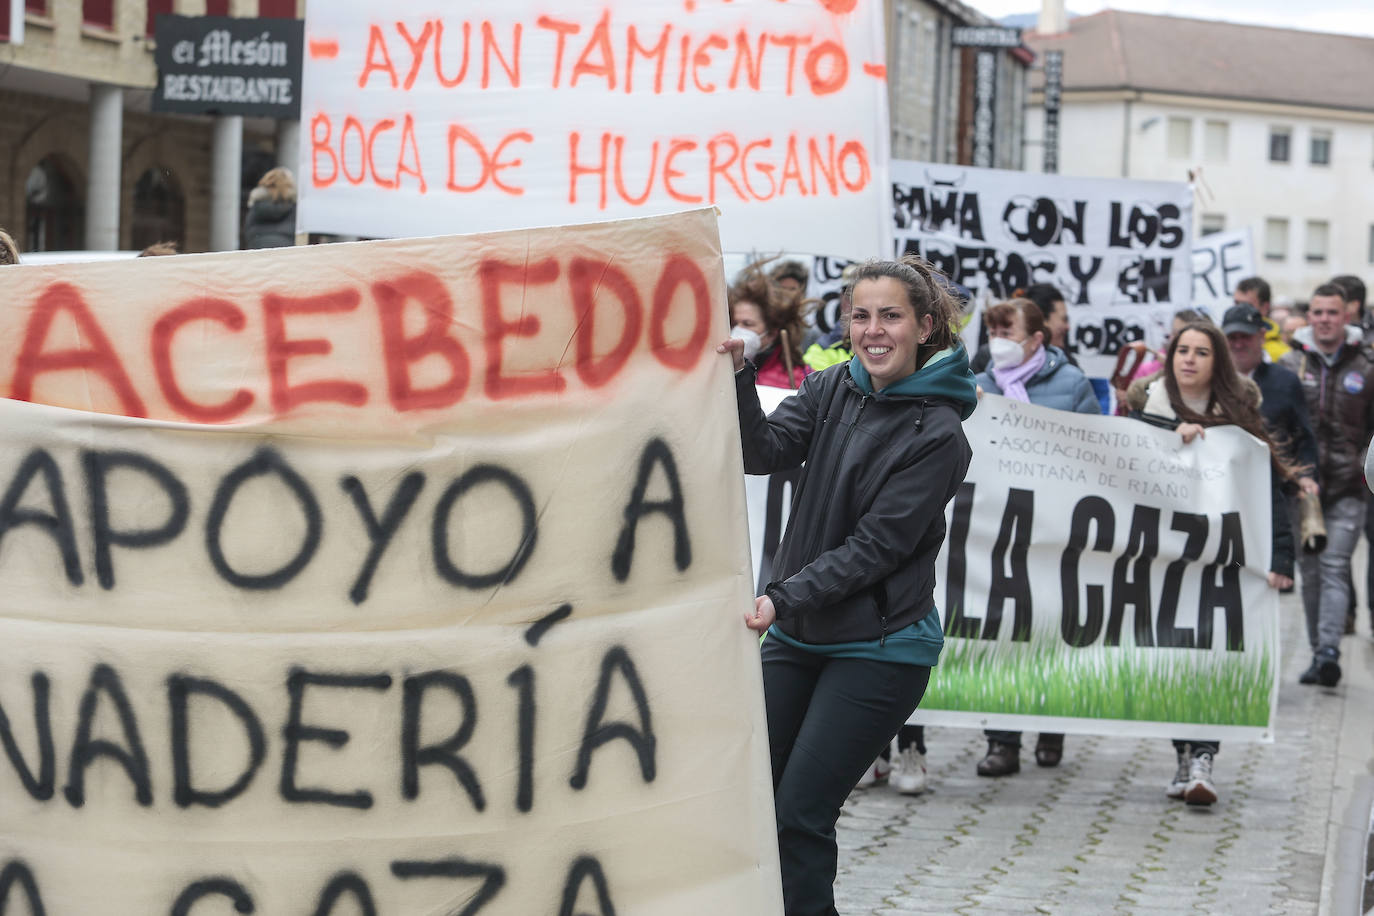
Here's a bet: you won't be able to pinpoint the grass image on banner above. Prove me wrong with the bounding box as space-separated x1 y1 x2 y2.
927 637 1274 727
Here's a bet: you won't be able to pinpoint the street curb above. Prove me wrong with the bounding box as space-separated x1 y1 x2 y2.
1320 631 1374 916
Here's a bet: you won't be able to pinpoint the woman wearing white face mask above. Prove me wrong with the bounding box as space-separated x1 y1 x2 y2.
978 298 1100 413
973 298 1100 777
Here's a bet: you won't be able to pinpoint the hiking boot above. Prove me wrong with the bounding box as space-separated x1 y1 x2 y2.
1184 752 1218 806
855 754 890 789
1316 647 1341 687
1166 746 1189 799
890 746 928 795
1034 733 1064 768
976 741 1020 777
1299 656 1322 685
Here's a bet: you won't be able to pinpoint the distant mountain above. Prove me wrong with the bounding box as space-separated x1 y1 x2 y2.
999 11 1080 29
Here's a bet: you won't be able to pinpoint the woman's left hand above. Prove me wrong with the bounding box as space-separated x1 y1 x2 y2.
1177 422 1206 444
1267 572 1293 590
745 595 776 631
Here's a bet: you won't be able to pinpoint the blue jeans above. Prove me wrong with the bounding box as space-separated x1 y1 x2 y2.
1298 496 1366 657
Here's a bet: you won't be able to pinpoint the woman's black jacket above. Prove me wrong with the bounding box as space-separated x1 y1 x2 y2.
735 362 972 644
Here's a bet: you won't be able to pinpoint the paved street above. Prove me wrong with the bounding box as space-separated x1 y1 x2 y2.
835 586 1374 914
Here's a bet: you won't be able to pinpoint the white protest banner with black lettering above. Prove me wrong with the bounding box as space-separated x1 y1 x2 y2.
299 0 892 259
0 210 782 913
927 395 1279 741
744 389 1279 740
1191 228 1254 315
890 160 1193 377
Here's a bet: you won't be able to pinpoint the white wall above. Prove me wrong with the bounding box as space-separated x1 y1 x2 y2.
1028 95 1374 301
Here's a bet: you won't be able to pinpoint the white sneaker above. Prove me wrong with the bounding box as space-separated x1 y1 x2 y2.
890 746 928 795
1166 746 1189 799
854 755 891 789
1184 752 1217 806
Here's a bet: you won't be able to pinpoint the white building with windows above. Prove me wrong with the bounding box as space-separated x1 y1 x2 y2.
1024 10 1374 300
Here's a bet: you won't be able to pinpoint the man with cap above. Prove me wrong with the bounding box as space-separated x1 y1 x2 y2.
1279 285 1374 687
1223 302 1318 497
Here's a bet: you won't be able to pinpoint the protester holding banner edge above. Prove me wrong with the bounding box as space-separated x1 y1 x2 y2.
1126 321 1298 806
720 255 976 915
972 297 1101 777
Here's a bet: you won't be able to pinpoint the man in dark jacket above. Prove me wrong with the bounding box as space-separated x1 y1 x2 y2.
1278 285 1374 687
1223 304 1318 491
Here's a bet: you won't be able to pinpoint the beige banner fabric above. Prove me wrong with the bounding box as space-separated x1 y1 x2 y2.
0 210 782 913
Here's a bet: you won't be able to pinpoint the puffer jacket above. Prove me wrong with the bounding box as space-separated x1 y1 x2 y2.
734 347 976 644
1278 336 1374 505
975 345 1100 414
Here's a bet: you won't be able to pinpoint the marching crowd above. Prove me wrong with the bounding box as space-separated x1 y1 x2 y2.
721 255 1374 915
6 210 1371 915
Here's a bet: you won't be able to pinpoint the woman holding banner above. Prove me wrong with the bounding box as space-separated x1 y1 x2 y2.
1126 321 1296 806
972 297 1101 777
719 256 976 915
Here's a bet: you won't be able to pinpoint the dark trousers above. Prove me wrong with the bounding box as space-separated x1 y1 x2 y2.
1172 739 1219 756
985 730 1064 747
762 636 931 916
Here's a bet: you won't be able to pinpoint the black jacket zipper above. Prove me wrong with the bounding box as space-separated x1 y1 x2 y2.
798 393 869 642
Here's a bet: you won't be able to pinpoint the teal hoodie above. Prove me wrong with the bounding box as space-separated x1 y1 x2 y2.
847 342 979 420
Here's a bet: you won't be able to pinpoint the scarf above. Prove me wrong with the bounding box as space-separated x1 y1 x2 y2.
990 345 1046 403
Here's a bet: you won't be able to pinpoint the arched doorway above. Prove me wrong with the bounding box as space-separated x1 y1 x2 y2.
25 155 84 252
131 166 186 251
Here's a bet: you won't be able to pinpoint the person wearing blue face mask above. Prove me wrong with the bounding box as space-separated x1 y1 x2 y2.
973 298 1100 777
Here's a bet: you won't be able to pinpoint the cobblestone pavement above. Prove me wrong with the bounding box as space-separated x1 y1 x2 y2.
833 589 1374 915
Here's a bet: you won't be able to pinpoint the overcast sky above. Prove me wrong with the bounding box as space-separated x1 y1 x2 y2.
977 0 1374 37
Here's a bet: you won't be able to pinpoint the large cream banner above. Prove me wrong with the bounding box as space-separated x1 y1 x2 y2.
747 389 1279 741
0 210 783 913
297 0 892 258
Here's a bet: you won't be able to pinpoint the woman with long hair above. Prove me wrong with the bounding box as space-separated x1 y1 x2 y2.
729 266 811 389
1126 321 1296 806
719 256 976 914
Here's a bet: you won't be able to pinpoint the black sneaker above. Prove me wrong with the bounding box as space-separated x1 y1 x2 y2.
1316 647 1341 687
1299 656 1322 685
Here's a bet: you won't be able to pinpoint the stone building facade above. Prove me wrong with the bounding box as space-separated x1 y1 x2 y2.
0 0 301 255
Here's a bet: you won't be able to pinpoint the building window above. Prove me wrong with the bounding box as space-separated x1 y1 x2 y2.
26 0 48 14
1269 128 1291 163
1204 120 1229 161
1167 117 1191 158
1200 213 1226 236
1310 130 1332 166
25 156 85 253
1305 220 1329 263
206 0 229 14
146 0 172 36
131 167 186 252
258 0 295 17
1264 218 1289 261
82 0 114 29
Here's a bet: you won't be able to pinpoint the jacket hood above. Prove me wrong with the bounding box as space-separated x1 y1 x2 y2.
1031 345 1073 380
848 342 979 420
1291 323 1363 350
